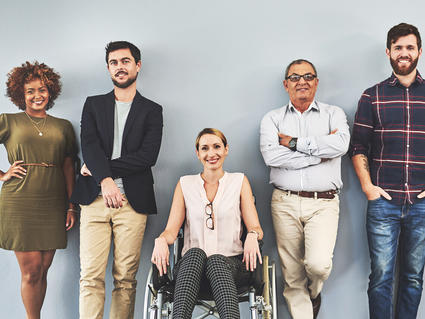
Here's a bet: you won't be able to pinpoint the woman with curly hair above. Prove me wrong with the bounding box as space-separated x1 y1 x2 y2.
0 61 77 319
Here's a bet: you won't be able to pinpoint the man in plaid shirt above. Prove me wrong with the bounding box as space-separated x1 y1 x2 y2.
350 23 425 319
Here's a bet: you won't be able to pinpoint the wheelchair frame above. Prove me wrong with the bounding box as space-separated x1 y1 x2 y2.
143 230 277 319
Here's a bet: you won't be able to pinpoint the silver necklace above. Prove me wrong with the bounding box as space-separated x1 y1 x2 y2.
24 112 47 136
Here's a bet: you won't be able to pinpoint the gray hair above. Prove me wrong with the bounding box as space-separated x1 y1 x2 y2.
284 59 317 79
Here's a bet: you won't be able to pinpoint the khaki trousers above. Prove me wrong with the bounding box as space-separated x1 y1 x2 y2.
271 189 339 319
79 196 147 319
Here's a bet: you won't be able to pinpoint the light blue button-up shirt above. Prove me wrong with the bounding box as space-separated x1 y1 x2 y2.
260 100 350 192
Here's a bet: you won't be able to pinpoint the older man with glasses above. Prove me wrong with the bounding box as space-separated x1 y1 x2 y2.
260 59 350 319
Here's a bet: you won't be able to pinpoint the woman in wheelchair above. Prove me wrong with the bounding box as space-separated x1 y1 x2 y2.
151 128 263 319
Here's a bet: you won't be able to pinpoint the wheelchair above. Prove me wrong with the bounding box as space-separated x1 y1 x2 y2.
143 228 277 319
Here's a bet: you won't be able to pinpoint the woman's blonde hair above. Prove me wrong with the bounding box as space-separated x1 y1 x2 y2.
195 128 227 150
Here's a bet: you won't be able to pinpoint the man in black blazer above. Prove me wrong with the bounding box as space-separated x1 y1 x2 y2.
71 41 163 319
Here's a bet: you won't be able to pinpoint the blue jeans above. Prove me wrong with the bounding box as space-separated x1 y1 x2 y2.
367 197 425 319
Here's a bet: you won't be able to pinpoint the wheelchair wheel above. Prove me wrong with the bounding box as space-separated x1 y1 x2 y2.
142 267 155 319
143 268 171 319
262 256 278 319
270 258 277 319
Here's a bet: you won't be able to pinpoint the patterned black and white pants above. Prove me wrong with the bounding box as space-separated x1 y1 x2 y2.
172 247 249 319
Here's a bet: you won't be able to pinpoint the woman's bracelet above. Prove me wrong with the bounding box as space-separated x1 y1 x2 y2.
248 230 260 239
67 208 78 213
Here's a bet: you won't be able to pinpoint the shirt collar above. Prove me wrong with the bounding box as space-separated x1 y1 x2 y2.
288 100 319 113
388 70 424 87
197 171 227 186
197 172 227 203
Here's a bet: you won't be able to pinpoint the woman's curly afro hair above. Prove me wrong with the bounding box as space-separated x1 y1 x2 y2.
6 61 62 110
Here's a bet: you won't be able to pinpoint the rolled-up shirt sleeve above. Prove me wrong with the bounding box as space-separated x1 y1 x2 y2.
349 92 374 157
260 110 321 170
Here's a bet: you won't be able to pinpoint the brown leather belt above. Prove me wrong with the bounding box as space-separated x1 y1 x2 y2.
282 189 338 199
21 162 56 168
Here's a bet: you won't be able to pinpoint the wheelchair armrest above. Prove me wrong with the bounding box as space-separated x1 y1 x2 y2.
152 263 173 291
251 240 264 294
235 240 264 295
152 229 183 291
251 259 264 294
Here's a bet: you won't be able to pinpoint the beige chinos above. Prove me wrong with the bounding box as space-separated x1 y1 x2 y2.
79 196 147 319
271 188 339 319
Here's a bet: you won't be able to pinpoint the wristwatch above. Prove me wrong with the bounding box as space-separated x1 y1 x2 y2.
288 137 298 151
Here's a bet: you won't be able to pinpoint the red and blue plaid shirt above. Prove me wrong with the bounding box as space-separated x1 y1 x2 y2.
350 72 425 205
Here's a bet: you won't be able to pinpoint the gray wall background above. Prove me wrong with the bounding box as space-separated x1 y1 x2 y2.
0 0 424 318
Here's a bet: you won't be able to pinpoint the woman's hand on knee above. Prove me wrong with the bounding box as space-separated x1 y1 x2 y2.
243 233 262 272
151 236 169 276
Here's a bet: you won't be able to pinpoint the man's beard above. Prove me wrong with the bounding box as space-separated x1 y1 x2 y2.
390 56 419 76
112 72 138 88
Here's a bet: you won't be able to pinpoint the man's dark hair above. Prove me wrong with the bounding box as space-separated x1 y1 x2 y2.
284 59 317 79
387 23 422 50
105 41 141 64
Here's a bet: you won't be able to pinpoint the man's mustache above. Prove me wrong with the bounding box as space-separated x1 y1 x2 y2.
115 71 128 77
397 56 412 62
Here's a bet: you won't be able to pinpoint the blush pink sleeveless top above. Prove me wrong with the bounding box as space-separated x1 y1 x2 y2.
180 172 244 257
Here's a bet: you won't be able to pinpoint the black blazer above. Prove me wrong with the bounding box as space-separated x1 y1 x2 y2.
70 90 163 214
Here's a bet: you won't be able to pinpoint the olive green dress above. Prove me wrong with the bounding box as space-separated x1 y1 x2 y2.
0 112 77 251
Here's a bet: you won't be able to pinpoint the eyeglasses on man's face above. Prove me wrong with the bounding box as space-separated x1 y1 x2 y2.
205 202 214 230
286 73 317 82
